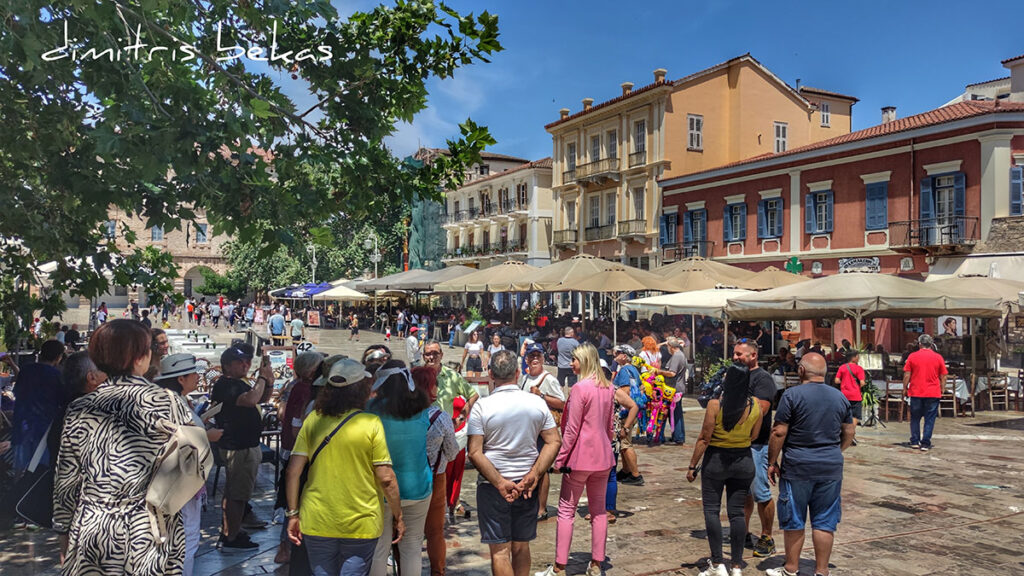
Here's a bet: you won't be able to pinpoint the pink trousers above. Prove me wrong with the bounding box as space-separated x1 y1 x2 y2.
555 468 611 565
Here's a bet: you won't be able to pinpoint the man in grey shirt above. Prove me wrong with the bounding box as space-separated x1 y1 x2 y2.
555 327 580 388
658 336 689 444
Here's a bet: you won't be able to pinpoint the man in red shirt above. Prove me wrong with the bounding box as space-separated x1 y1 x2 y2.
834 349 866 440
902 334 947 452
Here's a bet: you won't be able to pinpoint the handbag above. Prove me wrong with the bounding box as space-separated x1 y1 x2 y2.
14 422 54 528
289 409 362 576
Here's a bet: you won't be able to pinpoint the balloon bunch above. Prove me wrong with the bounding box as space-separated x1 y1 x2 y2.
630 356 676 443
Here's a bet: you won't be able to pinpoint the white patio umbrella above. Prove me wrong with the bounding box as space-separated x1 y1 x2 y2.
624 288 754 357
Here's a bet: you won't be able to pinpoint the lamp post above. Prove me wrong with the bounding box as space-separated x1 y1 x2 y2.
306 244 317 284
364 233 380 279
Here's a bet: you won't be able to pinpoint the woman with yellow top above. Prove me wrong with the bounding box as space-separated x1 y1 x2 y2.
686 365 764 576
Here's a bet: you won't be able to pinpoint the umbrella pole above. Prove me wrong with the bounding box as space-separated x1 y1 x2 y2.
855 311 863 349
511 291 515 329
723 314 729 359
691 315 697 362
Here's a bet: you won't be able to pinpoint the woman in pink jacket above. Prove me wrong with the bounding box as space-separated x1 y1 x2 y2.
539 343 615 576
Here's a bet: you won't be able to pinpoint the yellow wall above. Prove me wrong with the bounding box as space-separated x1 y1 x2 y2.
662 60 853 180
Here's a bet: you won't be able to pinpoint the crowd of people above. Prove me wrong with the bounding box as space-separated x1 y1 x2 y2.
0 300 963 576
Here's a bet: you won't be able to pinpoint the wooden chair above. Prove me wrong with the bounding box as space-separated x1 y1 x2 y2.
987 372 1010 411
882 378 906 423
1013 369 1024 411
938 374 960 418
783 373 800 389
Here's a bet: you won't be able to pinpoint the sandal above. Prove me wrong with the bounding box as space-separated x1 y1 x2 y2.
537 512 551 521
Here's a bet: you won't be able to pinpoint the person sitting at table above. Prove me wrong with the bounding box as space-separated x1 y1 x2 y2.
770 349 798 375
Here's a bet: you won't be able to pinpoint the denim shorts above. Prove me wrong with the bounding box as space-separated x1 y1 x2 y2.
749 444 772 503
776 477 842 532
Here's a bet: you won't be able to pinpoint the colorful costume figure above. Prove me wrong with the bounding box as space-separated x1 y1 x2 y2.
630 356 675 444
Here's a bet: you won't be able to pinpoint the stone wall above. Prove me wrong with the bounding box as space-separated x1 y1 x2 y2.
976 216 1024 253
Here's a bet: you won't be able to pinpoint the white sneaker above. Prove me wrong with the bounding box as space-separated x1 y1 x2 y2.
730 568 743 576
765 567 798 576
535 565 556 576
697 560 729 576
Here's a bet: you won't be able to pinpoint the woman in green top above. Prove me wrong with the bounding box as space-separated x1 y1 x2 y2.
686 366 764 576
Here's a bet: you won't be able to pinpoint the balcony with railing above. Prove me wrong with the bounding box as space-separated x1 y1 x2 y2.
629 150 647 168
484 239 527 255
662 241 715 261
584 224 615 242
888 216 979 254
562 167 577 185
553 229 579 246
617 218 648 238
574 158 620 183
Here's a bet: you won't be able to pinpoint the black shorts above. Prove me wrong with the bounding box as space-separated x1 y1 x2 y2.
477 481 539 544
351 326 360 335
557 367 577 388
849 400 863 420
466 356 483 372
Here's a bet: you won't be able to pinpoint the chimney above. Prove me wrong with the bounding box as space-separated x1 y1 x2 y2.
559 107 570 120
621 82 634 96
1004 55 1024 103
653 68 667 84
582 98 594 111
881 106 897 124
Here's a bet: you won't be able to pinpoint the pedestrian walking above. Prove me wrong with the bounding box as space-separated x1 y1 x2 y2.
835 349 866 440
406 326 423 367
541 343 615 576
415 366 459 576
765 353 855 576
611 345 645 486
461 330 485 376
902 334 946 451
555 327 580 388
686 364 763 576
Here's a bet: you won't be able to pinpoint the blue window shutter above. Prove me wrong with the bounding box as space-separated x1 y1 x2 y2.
804 193 815 234
1011 166 1024 216
824 190 834 233
738 203 748 240
683 212 693 243
953 172 966 216
774 199 784 237
866 183 888 230
696 210 707 241
659 214 668 244
919 177 934 222
723 205 733 242
757 200 767 239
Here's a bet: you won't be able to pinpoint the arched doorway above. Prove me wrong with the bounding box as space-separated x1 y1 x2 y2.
182 266 216 298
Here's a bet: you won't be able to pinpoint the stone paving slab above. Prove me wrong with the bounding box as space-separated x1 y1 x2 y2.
4 324 1024 575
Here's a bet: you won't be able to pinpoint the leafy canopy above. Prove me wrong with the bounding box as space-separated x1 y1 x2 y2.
0 0 500 344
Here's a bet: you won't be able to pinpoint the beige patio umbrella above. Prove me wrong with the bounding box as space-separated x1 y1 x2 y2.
742 266 811 290
624 288 755 357
523 254 625 291
656 256 756 284
434 261 542 326
661 269 740 291
313 284 369 301
726 272 1003 346
926 277 1023 316
555 264 679 345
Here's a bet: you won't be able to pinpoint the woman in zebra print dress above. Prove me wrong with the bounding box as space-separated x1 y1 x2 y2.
54 319 197 575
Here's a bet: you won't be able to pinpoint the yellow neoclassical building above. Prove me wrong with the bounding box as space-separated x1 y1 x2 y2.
546 53 856 268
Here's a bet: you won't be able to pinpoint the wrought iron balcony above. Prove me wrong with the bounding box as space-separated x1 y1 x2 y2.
485 240 526 255
662 241 714 261
888 216 979 254
575 158 620 183
562 168 577 185
629 150 647 168
499 198 529 213
617 218 647 237
553 229 579 245
584 224 615 242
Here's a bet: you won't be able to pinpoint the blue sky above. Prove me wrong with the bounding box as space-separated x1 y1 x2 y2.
327 1 1021 161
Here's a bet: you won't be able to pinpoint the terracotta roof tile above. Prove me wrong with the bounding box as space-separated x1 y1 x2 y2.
1001 54 1024 64
671 100 1024 179
965 76 1010 87
455 157 552 191
798 86 859 102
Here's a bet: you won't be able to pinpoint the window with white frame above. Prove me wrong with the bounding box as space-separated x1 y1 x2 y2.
764 199 781 238
934 175 956 226
731 205 744 239
151 225 164 241
632 187 645 220
195 223 208 244
633 120 646 152
566 200 577 228
605 192 616 225
478 164 490 176
815 192 829 232
591 135 601 161
607 130 617 159
516 183 528 207
820 102 831 127
774 122 788 153
589 195 601 228
566 143 577 171
687 114 703 150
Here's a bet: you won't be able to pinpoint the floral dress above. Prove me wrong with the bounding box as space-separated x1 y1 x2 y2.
54 375 196 575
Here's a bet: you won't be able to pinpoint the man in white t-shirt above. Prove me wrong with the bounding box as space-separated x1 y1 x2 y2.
518 342 565 521
468 350 561 576
289 316 305 343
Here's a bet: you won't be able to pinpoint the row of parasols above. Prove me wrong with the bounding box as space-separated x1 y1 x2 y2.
272 255 1022 347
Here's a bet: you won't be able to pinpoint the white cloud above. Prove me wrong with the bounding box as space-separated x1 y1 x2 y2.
385 106 459 158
